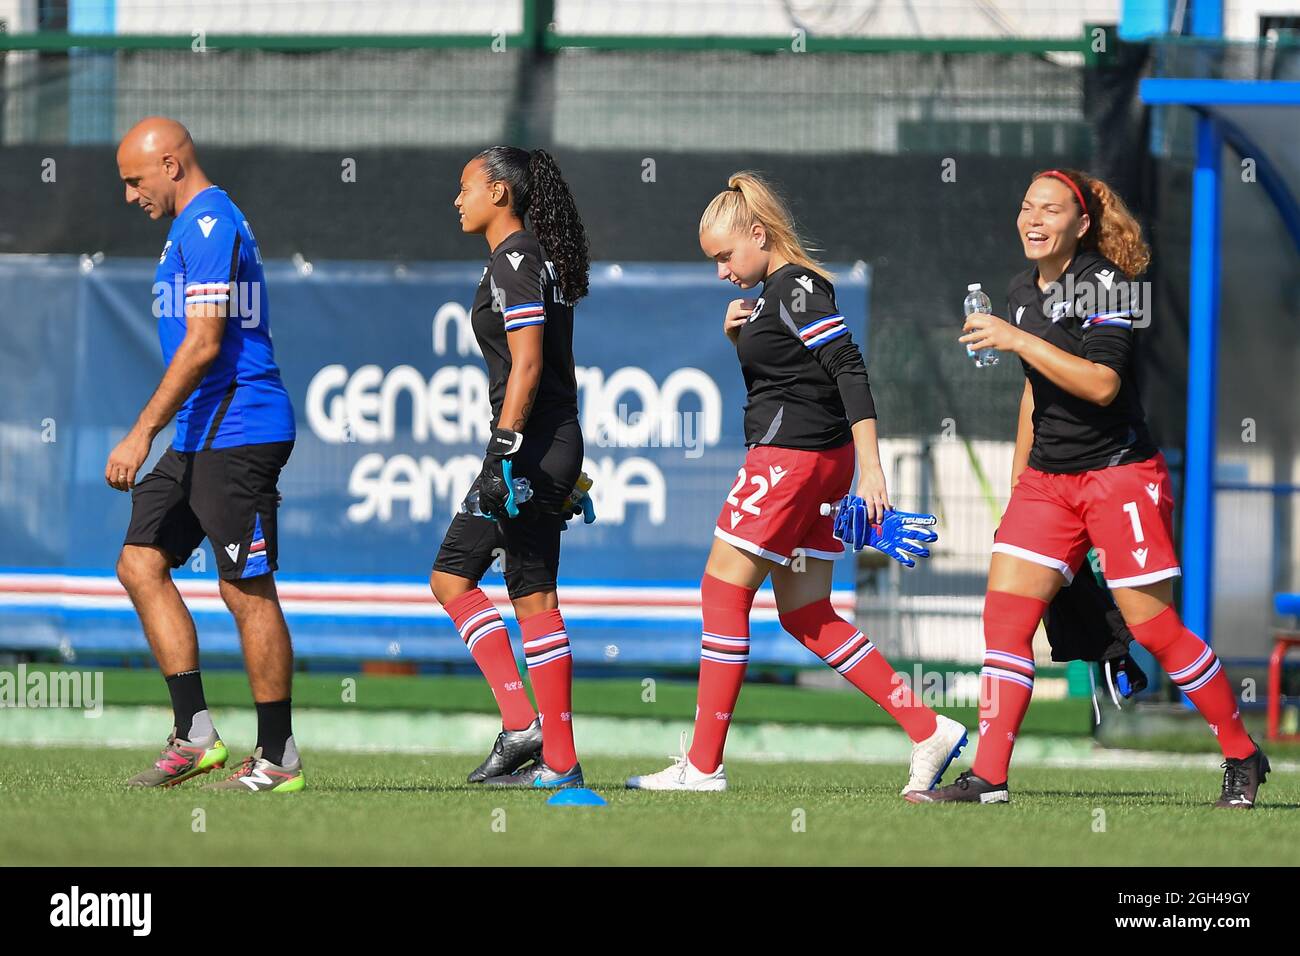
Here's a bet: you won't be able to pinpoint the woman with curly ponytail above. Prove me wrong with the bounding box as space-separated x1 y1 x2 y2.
920 171 1270 809
525 149 590 304
429 146 590 790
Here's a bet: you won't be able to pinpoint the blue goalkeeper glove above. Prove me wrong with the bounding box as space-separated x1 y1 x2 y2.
831 497 939 568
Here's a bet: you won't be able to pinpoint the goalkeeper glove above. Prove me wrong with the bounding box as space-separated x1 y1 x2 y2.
469 427 523 519
831 496 938 568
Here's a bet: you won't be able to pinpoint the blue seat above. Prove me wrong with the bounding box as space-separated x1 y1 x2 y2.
1275 593 1300 617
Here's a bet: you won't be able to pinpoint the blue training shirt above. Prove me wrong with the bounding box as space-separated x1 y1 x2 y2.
154 186 295 452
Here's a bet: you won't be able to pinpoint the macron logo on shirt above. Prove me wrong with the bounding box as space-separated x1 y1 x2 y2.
197 216 219 238
506 251 525 271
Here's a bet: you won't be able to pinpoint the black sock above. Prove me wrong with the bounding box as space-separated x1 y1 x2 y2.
165 670 207 740
255 699 293 764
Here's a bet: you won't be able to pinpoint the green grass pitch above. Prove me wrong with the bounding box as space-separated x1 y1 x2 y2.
2 744 1296 866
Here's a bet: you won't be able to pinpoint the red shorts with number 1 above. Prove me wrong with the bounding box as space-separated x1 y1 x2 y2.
714 442 855 566
993 453 1181 588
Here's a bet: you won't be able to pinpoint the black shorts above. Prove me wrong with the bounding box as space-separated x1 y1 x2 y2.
124 441 293 581
433 418 582 599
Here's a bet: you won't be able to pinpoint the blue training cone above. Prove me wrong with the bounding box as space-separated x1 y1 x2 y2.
547 788 607 807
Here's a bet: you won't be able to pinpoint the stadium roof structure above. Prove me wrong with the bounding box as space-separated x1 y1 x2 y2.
1139 78 1300 643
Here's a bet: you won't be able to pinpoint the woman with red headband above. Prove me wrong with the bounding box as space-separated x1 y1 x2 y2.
909 168 1270 808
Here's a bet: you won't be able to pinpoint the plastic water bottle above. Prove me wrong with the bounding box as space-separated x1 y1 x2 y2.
963 283 999 369
564 471 593 514
461 478 533 517
564 471 597 524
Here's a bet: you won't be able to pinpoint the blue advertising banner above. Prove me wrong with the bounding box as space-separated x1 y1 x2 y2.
0 256 868 667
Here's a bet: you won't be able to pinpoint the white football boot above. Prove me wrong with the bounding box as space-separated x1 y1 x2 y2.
901 714 969 796
626 731 728 792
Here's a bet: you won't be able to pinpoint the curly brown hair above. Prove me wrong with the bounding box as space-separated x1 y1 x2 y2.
477 146 590 302
1032 168 1151 279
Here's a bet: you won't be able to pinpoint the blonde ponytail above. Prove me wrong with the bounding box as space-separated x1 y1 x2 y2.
699 171 832 281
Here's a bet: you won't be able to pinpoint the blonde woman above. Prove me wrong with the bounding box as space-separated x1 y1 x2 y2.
910 169 1269 808
626 173 967 794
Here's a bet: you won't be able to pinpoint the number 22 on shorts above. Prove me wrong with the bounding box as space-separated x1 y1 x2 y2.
727 468 770 516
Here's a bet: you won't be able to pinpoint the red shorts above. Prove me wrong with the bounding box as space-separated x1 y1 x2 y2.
994 453 1181 588
713 442 855 566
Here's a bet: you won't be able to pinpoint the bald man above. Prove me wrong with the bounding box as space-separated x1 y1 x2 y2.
109 117 303 792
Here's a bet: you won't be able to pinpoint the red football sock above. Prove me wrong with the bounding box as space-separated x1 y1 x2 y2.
1127 606 1254 760
688 574 757 774
520 608 577 771
971 590 1047 784
780 598 938 742
444 589 535 732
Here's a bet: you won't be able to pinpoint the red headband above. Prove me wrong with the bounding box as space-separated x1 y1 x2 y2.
1038 170 1088 213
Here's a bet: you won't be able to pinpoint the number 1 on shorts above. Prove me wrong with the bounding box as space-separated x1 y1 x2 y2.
1122 500 1145 543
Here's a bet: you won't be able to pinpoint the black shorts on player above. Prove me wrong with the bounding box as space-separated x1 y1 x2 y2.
124 440 293 581
435 418 582 599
